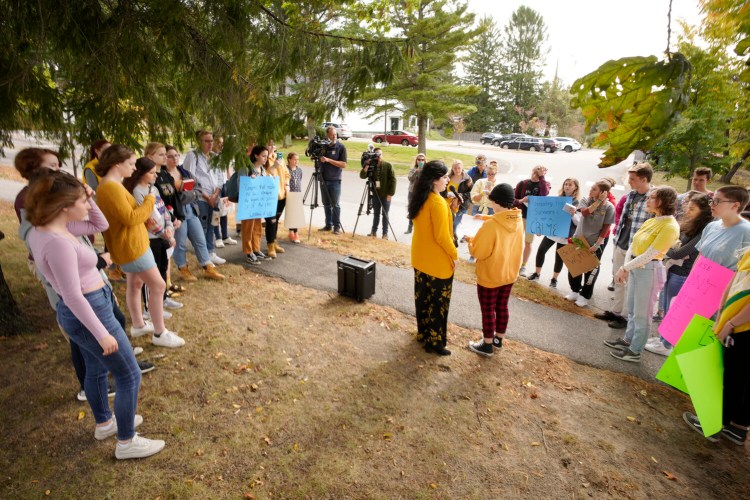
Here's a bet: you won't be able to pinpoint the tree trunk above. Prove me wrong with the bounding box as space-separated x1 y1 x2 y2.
720 146 750 183
687 158 695 192
0 231 26 336
306 116 317 140
417 115 427 155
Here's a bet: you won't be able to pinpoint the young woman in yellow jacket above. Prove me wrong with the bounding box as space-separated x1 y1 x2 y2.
408 161 458 356
466 184 525 357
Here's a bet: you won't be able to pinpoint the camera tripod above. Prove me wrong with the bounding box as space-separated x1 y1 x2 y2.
352 174 397 242
302 160 344 239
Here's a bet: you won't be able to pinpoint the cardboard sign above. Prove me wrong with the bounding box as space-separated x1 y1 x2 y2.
658 256 735 345
557 239 600 277
656 315 717 394
283 191 306 229
526 196 573 238
236 176 278 221
677 341 724 437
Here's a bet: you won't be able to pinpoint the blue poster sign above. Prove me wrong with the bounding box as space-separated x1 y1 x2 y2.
526 196 573 238
236 176 278 221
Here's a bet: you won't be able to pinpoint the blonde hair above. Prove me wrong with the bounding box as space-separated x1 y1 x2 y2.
558 177 581 201
144 142 164 157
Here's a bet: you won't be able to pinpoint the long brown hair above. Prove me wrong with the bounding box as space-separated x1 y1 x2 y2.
122 157 157 193
25 171 86 226
680 194 714 238
96 144 135 177
14 148 60 180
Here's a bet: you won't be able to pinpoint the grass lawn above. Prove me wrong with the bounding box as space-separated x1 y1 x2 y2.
652 169 750 192
277 140 477 176
2 200 750 498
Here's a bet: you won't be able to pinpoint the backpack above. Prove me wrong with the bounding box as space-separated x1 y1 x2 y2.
226 165 248 203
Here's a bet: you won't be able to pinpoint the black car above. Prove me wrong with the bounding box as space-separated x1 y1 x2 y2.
498 138 544 151
539 138 559 153
480 132 504 145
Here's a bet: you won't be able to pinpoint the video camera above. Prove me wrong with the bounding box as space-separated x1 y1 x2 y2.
305 136 331 162
360 144 381 180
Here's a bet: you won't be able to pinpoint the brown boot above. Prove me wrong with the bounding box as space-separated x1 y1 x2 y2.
266 245 277 258
274 241 285 254
202 264 225 280
179 266 198 282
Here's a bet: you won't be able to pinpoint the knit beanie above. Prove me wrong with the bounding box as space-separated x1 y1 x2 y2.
489 183 515 207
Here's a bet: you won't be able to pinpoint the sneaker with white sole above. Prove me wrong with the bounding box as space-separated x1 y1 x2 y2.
163 297 183 310
214 238 225 248
130 321 155 338
223 237 238 245
721 423 748 445
575 296 589 307
644 342 672 356
210 253 226 265
610 348 641 363
77 384 116 402
603 337 630 349
143 309 171 321
519 266 527 277
683 412 720 442
133 346 143 356
152 330 185 348
95 414 143 440
644 337 661 347
468 339 493 357
115 434 165 460
565 291 579 301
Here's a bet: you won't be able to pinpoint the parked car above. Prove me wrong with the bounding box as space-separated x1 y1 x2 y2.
480 132 504 145
492 133 532 146
498 137 544 152
322 122 352 140
371 130 419 147
539 138 559 153
553 137 582 152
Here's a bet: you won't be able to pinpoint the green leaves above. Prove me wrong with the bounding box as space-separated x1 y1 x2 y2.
571 53 692 167
736 36 750 84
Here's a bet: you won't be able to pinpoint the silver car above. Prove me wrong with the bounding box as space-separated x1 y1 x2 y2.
553 137 582 153
322 122 352 140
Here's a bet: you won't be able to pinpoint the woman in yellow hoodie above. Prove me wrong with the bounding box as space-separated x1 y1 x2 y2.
466 184 525 357
408 161 457 356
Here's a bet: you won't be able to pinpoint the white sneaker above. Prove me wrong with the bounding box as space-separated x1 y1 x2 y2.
115 434 165 460
575 296 589 307
519 266 527 277
210 253 226 265
223 237 238 245
565 291 579 301
644 342 673 356
163 297 183 310
130 320 155 338
95 414 143 440
133 346 143 356
152 330 185 348
143 309 172 321
645 337 661 347
214 238 225 248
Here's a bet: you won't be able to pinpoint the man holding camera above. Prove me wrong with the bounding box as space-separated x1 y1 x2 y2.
359 147 397 239
319 126 348 235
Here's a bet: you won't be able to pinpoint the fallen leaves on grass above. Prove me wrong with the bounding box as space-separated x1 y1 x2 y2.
31 343 48 351
77 411 85 421
662 471 678 481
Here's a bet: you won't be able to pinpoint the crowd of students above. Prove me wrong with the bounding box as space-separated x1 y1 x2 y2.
13 138 750 458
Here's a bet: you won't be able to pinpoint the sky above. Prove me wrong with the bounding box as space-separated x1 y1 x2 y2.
467 0 704 85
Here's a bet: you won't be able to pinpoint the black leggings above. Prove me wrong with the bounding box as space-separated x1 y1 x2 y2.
142 239 169 311
567 246 604 299
265 198 286 244
724 333 750 427
535 237 564 274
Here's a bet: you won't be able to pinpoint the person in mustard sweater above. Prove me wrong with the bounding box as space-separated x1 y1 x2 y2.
264 141 290 258
95 145 183 348
408 161 458 356
465 184 524 357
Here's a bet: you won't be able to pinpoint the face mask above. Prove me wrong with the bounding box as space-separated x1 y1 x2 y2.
417 160 425 167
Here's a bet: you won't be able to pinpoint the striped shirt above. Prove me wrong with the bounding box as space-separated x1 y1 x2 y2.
183 150 217 197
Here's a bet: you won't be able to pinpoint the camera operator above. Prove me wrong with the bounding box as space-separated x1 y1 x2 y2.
359 147 397 239
319 126 348 235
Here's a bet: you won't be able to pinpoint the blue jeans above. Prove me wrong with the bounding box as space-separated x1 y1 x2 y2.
453 207 467 234
371 194 391 236
658 272 688 348
624 261 665 354
174 204 211 267
56 286 141 440
197 200 215 253
321 180 342 230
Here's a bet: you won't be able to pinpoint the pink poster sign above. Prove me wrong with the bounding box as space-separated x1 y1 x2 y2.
659 256 735 345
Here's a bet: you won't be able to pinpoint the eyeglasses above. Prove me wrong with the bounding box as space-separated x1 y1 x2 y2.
711 199 735 206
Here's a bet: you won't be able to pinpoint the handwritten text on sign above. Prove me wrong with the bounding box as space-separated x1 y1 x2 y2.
236 176 279 221
658 256 735 345
526 196 572 238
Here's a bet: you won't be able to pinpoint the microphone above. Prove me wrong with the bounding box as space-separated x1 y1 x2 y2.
367 143 375 153
448 185 462 203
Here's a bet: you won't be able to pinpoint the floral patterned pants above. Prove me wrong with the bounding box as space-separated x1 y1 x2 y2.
414 269 453 348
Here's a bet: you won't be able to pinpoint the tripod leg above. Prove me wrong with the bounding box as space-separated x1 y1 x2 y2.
352 182 371 237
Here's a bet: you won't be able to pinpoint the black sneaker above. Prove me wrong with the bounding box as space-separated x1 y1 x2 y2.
607 281 615 292
526 272 540 282
246 253 261 265
721 423 748 445
603 337 630 349
254 251 267 260
138 361 156 374
77 384 116 401
594 310 619 321
493 336 503 350
368 232 377 238
683 412 720 442
608 316 627 329
319 226 333 232
468 340 493 357
610 348 641 363
549 278 557 289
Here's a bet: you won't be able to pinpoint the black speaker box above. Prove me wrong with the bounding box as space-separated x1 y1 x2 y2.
337 256 376 302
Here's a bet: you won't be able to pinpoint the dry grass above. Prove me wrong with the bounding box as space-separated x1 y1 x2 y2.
0 165 24 182
1 200 749 498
